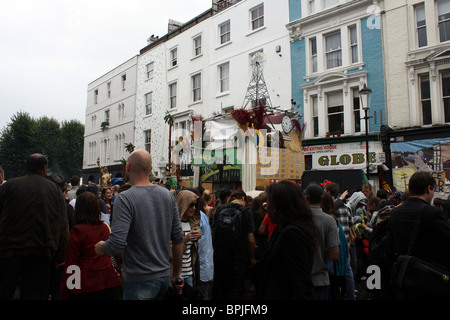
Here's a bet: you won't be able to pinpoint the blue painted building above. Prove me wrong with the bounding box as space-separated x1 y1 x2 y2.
286 0 387 182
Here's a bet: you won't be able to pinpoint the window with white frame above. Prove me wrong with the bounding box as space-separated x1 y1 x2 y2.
438 0 450 43
89 141 97 164
179 121 187 137
415 4 427 47
349 25 358 63
169 82 177 109
250 4 264 30
170 48 178 67
219 62 230 93
441 70 450 123
352 88 361 133
419 74 432 125
118 103 125 122
192 73 201 102
104 109 110 124
145 92 152 115
325 31 342 69
311 95 319 137
121 74 126 91
91 115 97 131
144 130 151 154
324 0 338 9
193 35 202 56
101 138 110 164
146 62 154 78
310 37 318 73
115 135 120 161
309 0 316 14
219 21 231 45
327 91 344 134
115 133 125 160
414 3 428 48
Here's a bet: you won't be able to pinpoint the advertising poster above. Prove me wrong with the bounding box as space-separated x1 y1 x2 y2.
390 138 450 197
303 141 385 173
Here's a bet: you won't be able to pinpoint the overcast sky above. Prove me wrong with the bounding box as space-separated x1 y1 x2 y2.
0 0 211 131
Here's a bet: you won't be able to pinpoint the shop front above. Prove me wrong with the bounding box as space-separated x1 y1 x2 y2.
302 139 385 192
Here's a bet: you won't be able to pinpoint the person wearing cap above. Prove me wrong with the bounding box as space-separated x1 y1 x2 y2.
304 183 340 300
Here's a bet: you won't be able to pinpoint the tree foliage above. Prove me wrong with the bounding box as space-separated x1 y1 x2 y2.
0 112 85 180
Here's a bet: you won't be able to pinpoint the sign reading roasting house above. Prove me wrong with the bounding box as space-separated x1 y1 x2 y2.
303 141 385 172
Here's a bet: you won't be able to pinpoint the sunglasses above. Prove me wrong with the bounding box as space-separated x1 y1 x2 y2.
189 202 197 208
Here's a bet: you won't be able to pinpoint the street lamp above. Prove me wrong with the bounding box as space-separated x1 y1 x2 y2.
359 83 372 179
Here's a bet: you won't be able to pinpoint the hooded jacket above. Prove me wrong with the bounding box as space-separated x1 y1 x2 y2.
345 191 367 215
176 190 200 229
173 190 201 285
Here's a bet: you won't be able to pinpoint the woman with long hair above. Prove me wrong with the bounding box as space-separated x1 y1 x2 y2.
59 192 122 300
175 190 202 287
101 187 113 214
257 180 319 299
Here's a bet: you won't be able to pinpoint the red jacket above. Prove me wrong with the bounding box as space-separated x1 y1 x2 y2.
60 222 122 299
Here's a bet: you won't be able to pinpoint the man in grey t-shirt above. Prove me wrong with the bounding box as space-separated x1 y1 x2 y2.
304 183 340 300
95 149 184 300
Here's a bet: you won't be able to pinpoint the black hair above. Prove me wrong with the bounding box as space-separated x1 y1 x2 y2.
26 154 47 174
229 190 247 202
265 180 318 250
408 171 436 196
70 175 80 186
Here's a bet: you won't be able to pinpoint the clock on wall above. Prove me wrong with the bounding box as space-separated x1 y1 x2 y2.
251 52 265 74
281 115 293 133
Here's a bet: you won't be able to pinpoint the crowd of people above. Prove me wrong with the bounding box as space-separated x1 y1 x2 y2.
0 150 450 300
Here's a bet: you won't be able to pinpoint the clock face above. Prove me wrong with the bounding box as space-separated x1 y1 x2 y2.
282 116 293 133
251 52 265 74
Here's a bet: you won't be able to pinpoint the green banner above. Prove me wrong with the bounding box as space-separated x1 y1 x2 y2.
192 147 242 169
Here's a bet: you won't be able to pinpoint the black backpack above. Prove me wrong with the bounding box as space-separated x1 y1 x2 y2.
369 219 395 268
368 205 397 278
213 204 245 262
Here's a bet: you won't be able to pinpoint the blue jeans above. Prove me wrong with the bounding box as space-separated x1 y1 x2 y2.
183 275 193 287
123 277 170 300
345 249 355 300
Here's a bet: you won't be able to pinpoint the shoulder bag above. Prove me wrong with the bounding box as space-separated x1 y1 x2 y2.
390 204 450 298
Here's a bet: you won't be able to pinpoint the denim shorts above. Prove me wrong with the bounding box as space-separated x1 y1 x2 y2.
123 277 170 300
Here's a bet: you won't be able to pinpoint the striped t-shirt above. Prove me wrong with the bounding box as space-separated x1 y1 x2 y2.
181 221 193 278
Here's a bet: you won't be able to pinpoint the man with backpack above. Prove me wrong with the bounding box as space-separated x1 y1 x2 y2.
212 190 256 300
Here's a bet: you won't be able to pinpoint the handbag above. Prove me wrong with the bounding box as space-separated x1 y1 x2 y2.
348 226 357 245
390 204 450 298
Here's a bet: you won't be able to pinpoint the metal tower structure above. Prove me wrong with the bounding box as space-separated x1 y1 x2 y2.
242 52 273 110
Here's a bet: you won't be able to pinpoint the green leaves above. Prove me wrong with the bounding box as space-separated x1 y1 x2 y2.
0 112 84 180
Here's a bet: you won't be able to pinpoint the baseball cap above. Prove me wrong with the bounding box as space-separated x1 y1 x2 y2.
304 183 324 199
